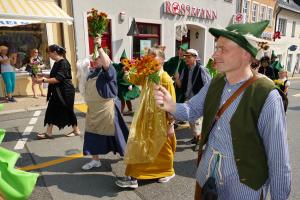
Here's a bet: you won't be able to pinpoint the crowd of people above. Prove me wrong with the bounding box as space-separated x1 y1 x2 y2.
0 19 292 200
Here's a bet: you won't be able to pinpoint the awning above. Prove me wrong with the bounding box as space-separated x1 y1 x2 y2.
0 0 73 27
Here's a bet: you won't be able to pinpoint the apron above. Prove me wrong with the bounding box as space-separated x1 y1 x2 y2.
84 77 115 136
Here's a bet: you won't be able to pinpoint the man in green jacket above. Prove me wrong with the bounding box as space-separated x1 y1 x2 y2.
154 20 291 200
163 43 188 103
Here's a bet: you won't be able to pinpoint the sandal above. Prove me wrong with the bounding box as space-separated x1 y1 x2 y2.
37 132 53 140
65 131 81 137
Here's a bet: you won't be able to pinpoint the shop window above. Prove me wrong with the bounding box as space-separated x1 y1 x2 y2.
278 18 287 36
133 23 160 58
0 24 48 70
88 20 112 58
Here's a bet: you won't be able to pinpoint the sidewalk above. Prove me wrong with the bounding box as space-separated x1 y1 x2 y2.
0 92 84 115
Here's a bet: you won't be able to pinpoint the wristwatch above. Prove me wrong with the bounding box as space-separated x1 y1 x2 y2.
42 78 45 83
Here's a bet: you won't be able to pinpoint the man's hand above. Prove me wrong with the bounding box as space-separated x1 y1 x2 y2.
154 85 176 113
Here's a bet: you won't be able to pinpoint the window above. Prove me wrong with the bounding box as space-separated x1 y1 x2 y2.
267 7 273 26
252 3 259 22
0 24 48 70
292 21 296 37
236 0 242 14
287 54 293 72
260 5 266 21
242 0 250 22
278 18 287 36
133 23 160 58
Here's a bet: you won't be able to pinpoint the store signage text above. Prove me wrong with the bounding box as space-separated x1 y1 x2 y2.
0 20 30 26
164 1 217 20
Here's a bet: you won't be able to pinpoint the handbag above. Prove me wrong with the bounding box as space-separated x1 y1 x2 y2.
195 75 259 200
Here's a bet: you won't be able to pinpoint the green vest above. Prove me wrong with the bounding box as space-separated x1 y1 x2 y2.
200 74 276 190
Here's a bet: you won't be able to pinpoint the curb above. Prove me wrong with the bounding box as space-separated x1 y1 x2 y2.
0 100 86 115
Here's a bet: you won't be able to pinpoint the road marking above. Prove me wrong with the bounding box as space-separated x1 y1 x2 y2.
33 110 42 117
22 126 34 136
74 103 87 113
14 138 28 150
293 93 300 97
29 117 38 125
14 110 41 150
19 153 83 171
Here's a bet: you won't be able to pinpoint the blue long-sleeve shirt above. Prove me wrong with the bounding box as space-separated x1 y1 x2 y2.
173 77 291 200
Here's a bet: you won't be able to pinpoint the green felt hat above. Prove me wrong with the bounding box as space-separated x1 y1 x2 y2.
120 50 127 59
179 43 188 51
209 20 270 58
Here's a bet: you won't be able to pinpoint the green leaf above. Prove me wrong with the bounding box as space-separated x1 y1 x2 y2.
148 72 160 84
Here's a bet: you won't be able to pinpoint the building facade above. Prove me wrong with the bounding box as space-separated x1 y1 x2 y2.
72 0 237 65
0 0 76 96
273 0 300 73
237 0 300 73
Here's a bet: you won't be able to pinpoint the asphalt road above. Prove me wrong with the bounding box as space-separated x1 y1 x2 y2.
1 80 300 200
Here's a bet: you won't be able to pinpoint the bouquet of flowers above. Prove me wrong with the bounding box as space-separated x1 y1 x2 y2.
274 79 284 87
31 59 39 77
87 8 109 59
123 55 161 84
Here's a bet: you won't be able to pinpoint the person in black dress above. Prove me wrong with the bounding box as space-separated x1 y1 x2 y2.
35 44 80 139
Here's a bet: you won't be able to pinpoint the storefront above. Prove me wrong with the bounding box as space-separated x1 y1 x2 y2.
0 0 75 97
72 0 236 65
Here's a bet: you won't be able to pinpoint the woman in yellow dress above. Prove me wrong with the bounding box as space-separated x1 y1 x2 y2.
116 47 176 189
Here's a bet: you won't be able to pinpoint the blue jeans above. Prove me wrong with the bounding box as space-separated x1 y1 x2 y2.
2 72 16 94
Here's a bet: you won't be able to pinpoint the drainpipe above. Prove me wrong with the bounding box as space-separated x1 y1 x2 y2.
57 0 65 48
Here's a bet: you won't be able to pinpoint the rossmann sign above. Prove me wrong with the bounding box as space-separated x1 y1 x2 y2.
163 1 217 20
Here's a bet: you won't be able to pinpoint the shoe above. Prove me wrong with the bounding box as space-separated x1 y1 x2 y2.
37 132 53 140
8 97 17 102
115 177 138 189
123 110 134 115
174 123 179 129
188 137 197 144
81 160 101 171
193 143 200 152
65 131 81 137
158 174 175 183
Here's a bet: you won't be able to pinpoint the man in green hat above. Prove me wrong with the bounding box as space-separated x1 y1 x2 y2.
113 50 140 114
154 20 291 199
163 43 188 103
270 50 283 79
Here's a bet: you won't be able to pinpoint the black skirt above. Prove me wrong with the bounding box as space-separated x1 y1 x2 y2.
44 87 77 129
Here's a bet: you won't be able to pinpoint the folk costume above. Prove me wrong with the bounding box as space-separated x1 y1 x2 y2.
163 43 188 103
113 50 140 106
172 20 291 200
83 65 129 157
44 59 77 129
124 70 176 180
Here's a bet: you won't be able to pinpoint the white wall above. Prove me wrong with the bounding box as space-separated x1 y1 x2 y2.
274 9 300 72
72 0 236 64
